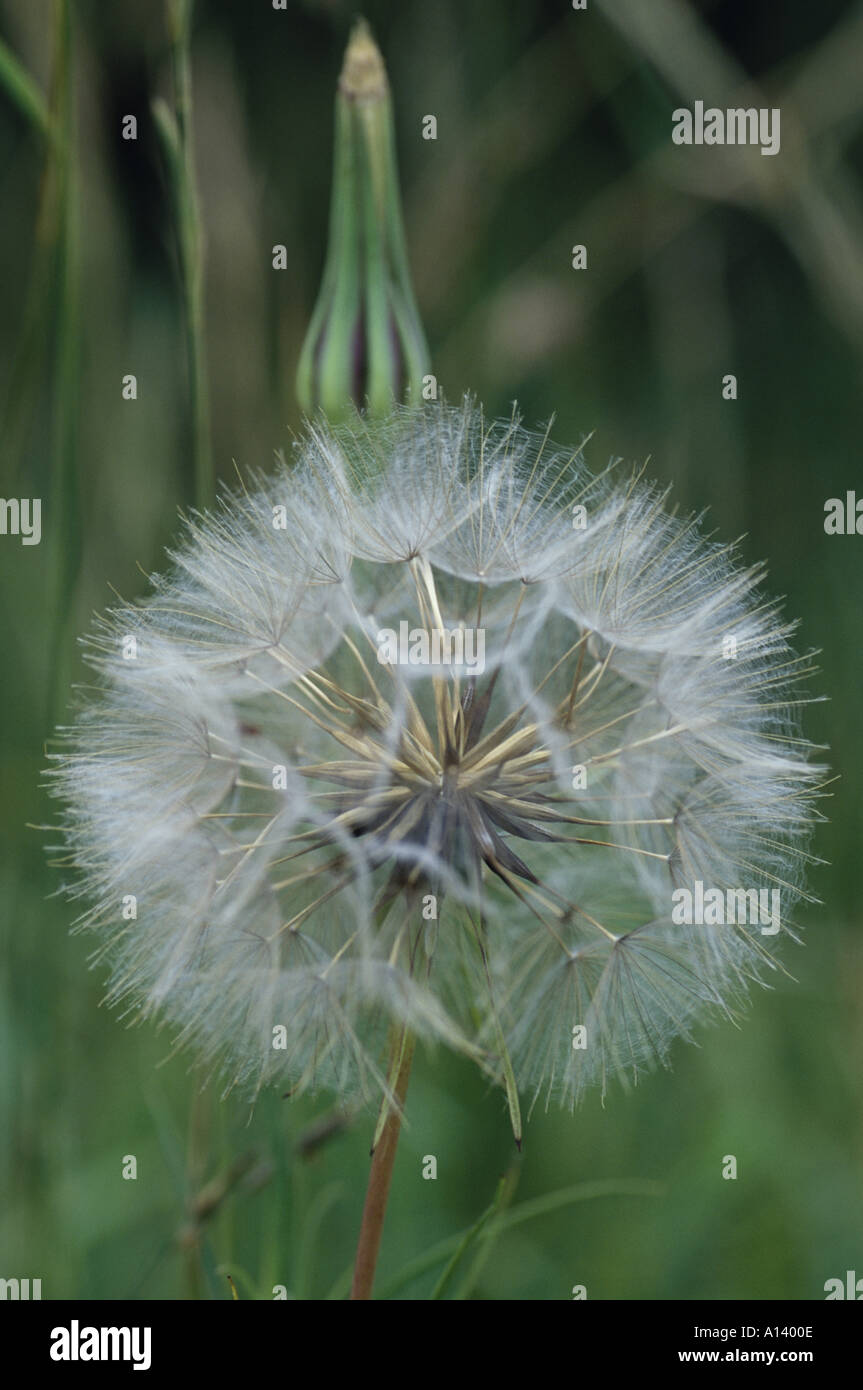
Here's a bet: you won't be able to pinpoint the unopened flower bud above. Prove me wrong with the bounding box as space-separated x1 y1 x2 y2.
296 20 430 420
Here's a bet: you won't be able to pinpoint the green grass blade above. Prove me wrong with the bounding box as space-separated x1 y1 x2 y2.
431 1165 519 1300
154 0 213 507
0 35 53 138
324 1175 663 1300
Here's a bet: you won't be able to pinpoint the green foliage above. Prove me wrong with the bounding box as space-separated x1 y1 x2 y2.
1 0 861 1299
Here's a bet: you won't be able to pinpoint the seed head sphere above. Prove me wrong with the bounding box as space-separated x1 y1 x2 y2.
52 402 825 1114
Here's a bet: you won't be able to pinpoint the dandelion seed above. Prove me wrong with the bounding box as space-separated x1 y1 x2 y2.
49 400 826 1118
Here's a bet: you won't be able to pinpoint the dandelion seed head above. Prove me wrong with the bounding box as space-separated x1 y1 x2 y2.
49 400 826 1112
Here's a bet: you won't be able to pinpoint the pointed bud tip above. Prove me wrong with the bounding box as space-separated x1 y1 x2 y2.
340 18 388 102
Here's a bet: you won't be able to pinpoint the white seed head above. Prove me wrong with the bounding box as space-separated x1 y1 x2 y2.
49 400 827 1113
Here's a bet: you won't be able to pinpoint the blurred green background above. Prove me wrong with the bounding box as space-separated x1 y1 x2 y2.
1 0 862 1300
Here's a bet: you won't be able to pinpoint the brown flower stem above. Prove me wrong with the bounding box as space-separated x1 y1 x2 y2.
349 1029 416 1300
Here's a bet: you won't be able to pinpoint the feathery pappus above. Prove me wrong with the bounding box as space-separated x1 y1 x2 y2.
49 400 827 1124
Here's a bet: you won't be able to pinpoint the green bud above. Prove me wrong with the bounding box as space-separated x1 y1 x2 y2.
296 20 431 421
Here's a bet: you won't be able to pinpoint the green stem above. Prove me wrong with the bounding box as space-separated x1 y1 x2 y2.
159 0 213 507
45 0 81 721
